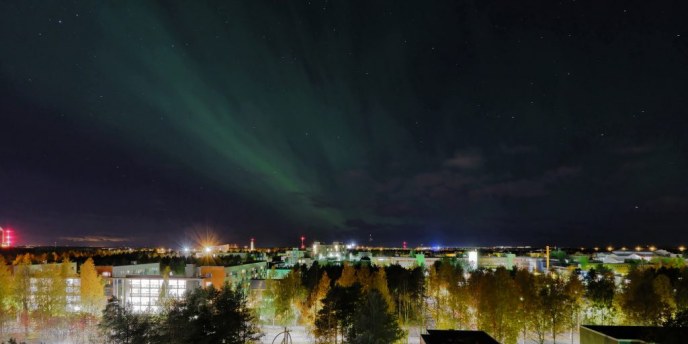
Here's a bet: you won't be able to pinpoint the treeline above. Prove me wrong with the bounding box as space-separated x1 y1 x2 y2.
255 262 412 343
100 285 260 344
0 249 255 275
0 254 105 343
4 252 688 344
259 260 688 344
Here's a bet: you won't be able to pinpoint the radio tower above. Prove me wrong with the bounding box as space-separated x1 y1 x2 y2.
300 236 305 250
0 227 12 248
403 241 407 250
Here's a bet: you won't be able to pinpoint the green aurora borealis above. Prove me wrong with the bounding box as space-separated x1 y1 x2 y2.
2 1 688 246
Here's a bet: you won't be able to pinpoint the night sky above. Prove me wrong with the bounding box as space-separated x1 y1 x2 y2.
1 1 688 247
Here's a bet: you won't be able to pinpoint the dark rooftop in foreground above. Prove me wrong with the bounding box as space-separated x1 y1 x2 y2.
421 330 500 344
581 325 688 344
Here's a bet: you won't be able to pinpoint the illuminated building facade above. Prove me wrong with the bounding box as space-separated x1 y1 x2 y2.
312 241 344 261
224 261 267 289
111 276 201 313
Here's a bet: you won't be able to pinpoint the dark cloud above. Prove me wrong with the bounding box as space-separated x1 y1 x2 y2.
443 151 484 169
471 166 580 199
472 179 548 198
500 145 537 154
610 144 656 155
644 196 688 214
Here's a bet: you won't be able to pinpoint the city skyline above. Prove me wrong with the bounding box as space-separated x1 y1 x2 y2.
2 1 688 247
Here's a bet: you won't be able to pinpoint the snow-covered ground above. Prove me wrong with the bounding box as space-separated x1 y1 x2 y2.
259 325 581 344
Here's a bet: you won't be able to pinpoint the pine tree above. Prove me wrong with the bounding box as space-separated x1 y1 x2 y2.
347 290 404 344
315 284 362 343
100 297 158 344
162 285 261 344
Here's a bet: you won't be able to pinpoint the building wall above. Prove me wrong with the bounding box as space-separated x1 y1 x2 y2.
112 263 160 277
199 266 226 289
225 262 267 288
96 266 113 277
112 276 201 313
27 277 81 312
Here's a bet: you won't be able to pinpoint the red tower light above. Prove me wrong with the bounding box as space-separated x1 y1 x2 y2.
403 241 407 250
300 236 305 250
0 227 12 248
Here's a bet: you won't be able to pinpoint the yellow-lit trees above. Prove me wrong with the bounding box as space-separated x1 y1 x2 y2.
372 268 395 312
653 274 677 322
79 258 105 315
564 272 585 342
619 268 675 325
0 256 14 335
258 273 278 325
13 253 32 334
355 265 373 291
514 269 536 344
275 269 305 326
529 274 549 344
305 271 330 328
426 262 447 328
538 275 569 344
444 263 468 330
337 262 357 287
34 262 67 320
470 267 520 344
428 260 468 330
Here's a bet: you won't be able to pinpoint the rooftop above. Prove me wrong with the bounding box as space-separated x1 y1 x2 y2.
421 330 500 344
582 325 688 344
